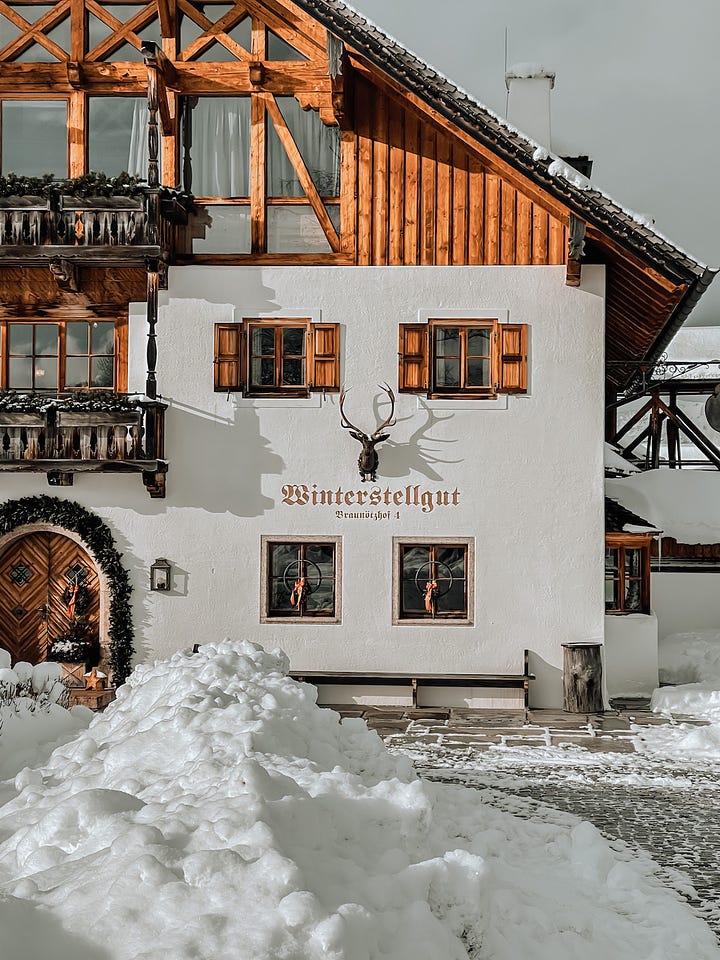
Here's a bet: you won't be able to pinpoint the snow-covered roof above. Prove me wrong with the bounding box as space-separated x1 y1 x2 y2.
295 0 714 286
605 497 659 534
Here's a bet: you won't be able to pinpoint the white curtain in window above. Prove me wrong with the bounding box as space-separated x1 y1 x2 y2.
191 98 251 197
269 97 340 197
128 99 150 180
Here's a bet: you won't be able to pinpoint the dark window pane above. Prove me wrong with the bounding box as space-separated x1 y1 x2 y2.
402 580 425 613
467 358 491 387
435 358 460 387
8 325 32 355
282 358 304 386
625 550 642 577
35 325 58 356
438 580 465 613
283 327 304 356
271 578 294 611
252 328 275 355
8 358 32 389
437 547 465 574
305 580 333 612
625 580 642 611
251 358 275 387
66 322 89 355
605 550 618 574
2 100 67 177
270 543 299 576
402 547 429 577
434 328 460 356
91 321 115 355
467 328 491 355
66 357 89 388
91 356 114 387
88 97 149 178
307 544 334 571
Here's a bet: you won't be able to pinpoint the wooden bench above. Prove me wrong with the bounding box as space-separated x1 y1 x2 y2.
290 651 534 709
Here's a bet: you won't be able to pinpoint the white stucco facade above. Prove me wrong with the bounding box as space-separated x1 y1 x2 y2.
0 264 607 707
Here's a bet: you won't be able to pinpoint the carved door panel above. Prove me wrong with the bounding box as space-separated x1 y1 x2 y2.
0 533 99 665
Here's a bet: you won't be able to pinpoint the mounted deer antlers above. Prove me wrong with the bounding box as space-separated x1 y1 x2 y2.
340 383 396 482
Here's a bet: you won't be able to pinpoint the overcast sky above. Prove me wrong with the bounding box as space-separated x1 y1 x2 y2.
350 0 720 327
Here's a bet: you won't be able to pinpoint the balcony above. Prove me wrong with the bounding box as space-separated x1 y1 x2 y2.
0 175 189 265
0 393 167 497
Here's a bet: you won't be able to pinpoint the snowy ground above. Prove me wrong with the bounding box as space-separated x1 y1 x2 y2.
0 640 718 959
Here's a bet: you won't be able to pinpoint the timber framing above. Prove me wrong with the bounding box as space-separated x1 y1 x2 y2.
0 0 715 385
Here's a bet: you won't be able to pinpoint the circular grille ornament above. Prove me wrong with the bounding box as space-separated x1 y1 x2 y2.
282 559 323 595
413 560 454 597
705 386 720 433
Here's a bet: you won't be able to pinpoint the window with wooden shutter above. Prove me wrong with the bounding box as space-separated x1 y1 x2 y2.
498 323 529 394
214 323 243 392
398 324 429 393
310 323 340 391
400 319 529 399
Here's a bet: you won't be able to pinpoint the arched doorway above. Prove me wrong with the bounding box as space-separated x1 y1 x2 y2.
0 532 100 665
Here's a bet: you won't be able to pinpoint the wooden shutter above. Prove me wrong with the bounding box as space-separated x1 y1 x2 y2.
498 323 528 394
310 323 340 391
398 324 429 393
214 323 243 392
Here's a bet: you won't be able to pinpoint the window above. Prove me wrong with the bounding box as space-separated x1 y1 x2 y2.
88 97 154 179
393 538 474 624
398 319 528 399
214 319 340 396
1 100 67 177
1 319 125 392
184 94 341 255
261 536 341 622
605 535 651 614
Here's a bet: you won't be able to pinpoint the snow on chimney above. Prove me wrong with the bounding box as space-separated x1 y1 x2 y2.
505 63 556 149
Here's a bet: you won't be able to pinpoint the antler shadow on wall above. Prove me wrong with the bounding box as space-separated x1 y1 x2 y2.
376 399 463 482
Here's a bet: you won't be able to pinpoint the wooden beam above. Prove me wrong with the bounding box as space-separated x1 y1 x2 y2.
0 0 70 63
157 0 176 39
566 213 585 286
262 93 340 252
250 93 266 253
176 0 251 62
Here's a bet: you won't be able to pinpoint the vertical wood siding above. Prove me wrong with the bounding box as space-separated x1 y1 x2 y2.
353 75 568 267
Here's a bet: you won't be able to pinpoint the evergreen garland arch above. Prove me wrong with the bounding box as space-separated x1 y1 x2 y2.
0 495 134 684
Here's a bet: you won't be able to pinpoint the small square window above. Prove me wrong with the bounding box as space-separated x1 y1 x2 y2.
261 536 341 623
392 537 474 625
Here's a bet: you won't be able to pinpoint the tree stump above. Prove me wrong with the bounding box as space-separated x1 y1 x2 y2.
562 643 604 713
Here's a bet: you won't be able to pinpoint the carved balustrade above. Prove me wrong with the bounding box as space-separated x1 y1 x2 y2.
0 190 187 251
0 400 165 465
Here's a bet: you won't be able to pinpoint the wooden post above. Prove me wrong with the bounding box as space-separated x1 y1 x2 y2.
562 643 604 713
146 261 159 399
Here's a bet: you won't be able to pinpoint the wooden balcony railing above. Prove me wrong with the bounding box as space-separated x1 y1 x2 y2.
0 396 167 497
0 188 188 256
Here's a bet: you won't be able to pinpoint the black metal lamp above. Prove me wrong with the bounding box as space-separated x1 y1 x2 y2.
150 557 172 591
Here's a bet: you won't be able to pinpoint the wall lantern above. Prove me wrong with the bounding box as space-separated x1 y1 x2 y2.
150 557 172 592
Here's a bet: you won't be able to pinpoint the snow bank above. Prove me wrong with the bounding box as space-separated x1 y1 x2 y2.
0 650 91 781
659 630 720 684
0 639 716 960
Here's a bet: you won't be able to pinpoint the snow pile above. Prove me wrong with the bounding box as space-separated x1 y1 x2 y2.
0 639 717 960
633 631 720 759
660 630 720 685
0 650 91 781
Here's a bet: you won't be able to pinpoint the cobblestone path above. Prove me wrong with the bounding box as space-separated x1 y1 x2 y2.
344 706 720 938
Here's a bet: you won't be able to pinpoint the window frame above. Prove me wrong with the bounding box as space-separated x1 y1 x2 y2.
392 536 474 626
604 533 653 615
0 317 128 393
429 319 496 399
213 318 340 396
398 315 528 400
0 95 70 178
245 318 310 397
260 534 342 624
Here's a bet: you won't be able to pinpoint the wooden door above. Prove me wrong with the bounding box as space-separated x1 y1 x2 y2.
0 533 100 665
